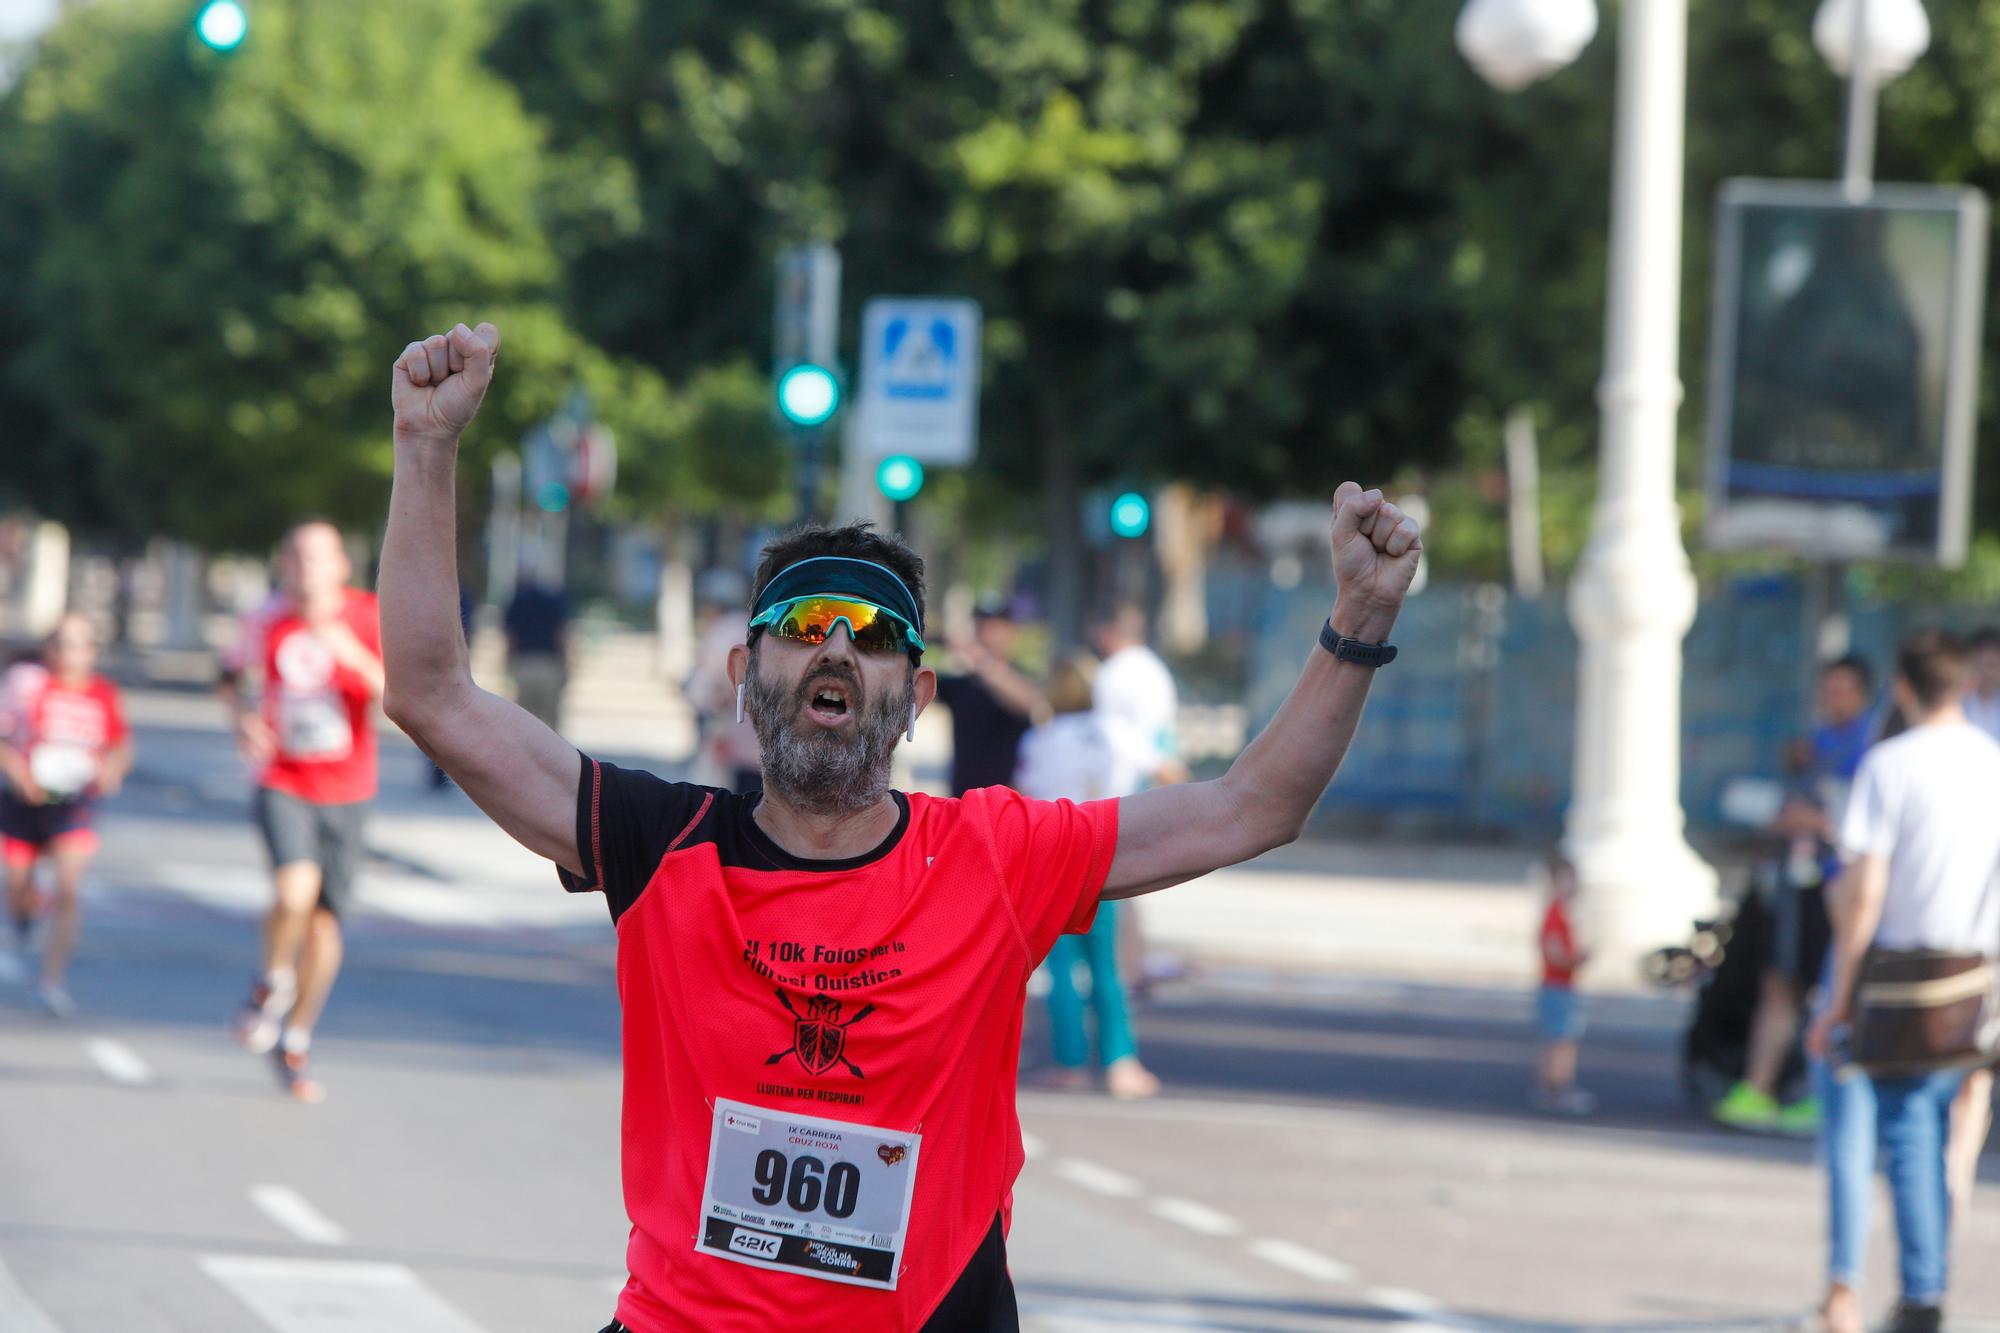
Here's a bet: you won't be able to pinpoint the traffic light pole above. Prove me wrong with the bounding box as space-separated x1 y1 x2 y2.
792 426 822 526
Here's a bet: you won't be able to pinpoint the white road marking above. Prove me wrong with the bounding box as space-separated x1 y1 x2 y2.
1246 1237 1354 1285
1370 1286 1445 1317
1051 1158 1143 1199
84 1038 153 1087
249 1185 349 1246
199 1256 490 1333
1019 1131 1046 1160
0 1257 63 1333
1147 1195 1243 1237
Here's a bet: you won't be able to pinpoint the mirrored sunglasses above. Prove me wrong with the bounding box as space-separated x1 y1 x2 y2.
751 597 925 655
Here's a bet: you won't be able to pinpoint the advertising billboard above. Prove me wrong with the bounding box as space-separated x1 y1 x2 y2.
1703 180 1987 564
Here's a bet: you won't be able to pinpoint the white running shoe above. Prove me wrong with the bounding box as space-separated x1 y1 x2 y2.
233 978 295 1054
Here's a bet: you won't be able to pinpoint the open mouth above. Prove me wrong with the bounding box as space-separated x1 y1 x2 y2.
805 681 854 727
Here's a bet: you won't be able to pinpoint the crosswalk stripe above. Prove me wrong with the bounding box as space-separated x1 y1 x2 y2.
1147 1196 1243 1237
1246 1237 1354 1285
0 1257 63 1333
199 1255 491 1333
84 1038 154 1087
1051 1158 1143 1199
249 1185 348 1246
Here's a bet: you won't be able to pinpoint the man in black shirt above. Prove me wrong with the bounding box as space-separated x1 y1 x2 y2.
932 600 1045 796
504 575 571 732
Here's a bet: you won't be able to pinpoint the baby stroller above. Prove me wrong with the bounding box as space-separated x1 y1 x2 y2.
1644 780 1824 1114
1644 880 1813 1113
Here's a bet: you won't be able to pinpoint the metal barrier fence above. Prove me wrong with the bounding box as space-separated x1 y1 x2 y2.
1233 572 1988 839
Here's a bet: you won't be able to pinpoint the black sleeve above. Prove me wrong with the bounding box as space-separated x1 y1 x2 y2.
557 752 715 920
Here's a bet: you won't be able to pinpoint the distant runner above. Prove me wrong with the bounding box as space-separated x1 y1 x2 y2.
378 322 1420 1332
220 521 384 1103
0 614 133 1017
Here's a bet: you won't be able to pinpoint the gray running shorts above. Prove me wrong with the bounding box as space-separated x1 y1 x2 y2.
253 787 367 917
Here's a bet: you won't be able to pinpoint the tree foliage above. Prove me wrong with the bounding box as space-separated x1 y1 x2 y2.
9 0 2000 586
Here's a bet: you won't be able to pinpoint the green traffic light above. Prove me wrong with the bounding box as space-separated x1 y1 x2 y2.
1110 491 1150 539
777 364 840 427
196 0 248 50
876 455 924 503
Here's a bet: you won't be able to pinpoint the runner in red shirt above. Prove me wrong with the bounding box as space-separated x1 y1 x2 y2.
0 614 133 1017
377 322 1422 1331
218 520 385 1102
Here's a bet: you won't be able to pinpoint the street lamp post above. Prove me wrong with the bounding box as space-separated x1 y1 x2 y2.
1459 0 1717 963
1561 0 1718 961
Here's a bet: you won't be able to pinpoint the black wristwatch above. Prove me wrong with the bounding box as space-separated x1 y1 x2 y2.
1319 618 1398 668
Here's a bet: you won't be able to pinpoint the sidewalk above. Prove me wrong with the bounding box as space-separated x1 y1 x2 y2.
1135 842 1549 990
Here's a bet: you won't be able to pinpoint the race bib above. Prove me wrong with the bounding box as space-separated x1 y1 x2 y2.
28 743 98 800
696 1098 921 1290
277 688 352 761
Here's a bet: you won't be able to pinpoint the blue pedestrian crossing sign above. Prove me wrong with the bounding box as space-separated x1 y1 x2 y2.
857 298 981 465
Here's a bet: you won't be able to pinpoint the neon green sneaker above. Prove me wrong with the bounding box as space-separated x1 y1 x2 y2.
1775 1096 1822 1137
1713 1081 1780 1131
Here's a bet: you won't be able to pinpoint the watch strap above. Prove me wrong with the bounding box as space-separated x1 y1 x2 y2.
1319 618 1398 667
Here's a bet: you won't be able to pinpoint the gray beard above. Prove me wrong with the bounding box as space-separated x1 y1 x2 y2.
745 651 909 816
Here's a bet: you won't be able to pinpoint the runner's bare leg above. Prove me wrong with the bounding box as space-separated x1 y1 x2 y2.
39 843 92 988
288 909 344 1035
264 861 321 980
5 856 35 928
1947 1067 1993 1218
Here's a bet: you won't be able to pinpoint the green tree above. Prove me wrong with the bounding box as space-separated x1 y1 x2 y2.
0 0 679 551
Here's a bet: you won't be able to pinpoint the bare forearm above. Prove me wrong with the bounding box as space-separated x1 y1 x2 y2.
217 680 252 723
380 439 474 727
1220 606 1390 848
102 739 135 784
976 660 1047 724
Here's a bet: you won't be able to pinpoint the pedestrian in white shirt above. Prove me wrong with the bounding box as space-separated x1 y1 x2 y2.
1090 605 1178 761
1805 631 2000 1333
1017 654 1178 1099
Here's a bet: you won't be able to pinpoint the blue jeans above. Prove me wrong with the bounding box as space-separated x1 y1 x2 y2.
1818 1054 1964 1301
1044 902 1137 1069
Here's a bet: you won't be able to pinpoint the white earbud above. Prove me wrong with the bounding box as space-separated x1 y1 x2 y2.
907 702 918 743
736 682 746 725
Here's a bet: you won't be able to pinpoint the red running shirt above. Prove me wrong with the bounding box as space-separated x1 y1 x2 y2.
560 759 1119 1332
226 590 382 806
1540 897 1578 987
0 666 128 795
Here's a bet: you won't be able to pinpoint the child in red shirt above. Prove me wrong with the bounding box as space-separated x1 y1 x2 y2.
0 614 133 1017
1534 848 1593 1115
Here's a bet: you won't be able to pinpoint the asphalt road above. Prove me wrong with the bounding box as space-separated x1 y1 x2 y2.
0 693 1995 1332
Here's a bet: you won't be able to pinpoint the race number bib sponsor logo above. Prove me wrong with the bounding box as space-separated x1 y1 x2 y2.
274 633 351 761
28 743 97 800
696 1098 920 1290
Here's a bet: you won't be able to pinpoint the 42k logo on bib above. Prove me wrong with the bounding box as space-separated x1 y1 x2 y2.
766 991 876 1078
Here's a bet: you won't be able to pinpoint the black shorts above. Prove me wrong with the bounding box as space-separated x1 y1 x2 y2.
0 792 97 851
253 787 367 917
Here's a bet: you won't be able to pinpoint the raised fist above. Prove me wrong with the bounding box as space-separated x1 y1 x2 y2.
392 322 500 445
1329 481 1422 637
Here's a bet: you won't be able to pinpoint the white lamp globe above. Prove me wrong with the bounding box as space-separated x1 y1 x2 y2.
1456 0 1599 92
1812 0 1930 81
